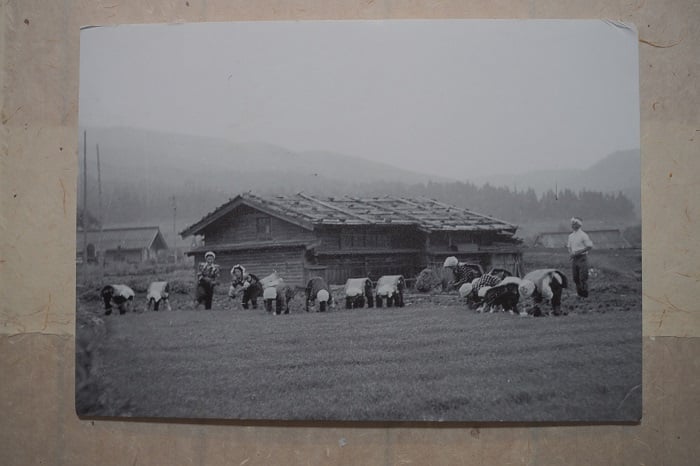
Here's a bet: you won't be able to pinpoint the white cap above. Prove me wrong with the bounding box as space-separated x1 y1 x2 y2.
204 251 216 260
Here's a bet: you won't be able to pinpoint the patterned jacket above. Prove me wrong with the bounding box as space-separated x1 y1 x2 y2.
452 263 482 286
197 262 220 283
471 273 504 293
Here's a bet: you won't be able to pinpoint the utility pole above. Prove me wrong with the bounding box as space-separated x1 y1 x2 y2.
96 144 102 225
171 196 177 264
82 130 88 268
96 143 104 273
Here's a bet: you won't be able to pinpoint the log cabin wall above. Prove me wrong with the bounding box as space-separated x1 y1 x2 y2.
310 225 425 284
315 225 423 253
314 252 423 285
202 205 315 244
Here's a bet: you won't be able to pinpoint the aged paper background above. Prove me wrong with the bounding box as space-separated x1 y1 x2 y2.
1 0 698 464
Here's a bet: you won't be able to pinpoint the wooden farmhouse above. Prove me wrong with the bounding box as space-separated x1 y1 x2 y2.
180 193 523 286
77 226 169 264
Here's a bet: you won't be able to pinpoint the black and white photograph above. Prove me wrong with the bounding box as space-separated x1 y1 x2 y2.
75 19 642 422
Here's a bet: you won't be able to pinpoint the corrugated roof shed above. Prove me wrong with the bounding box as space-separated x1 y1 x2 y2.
180 192 518 237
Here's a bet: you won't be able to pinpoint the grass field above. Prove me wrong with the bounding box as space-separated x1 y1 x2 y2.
76 249 642 422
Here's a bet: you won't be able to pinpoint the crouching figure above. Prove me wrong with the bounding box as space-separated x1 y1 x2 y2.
474 277 531 314
520 269 568 316
375 275 405 308
229 264 262 309
442 256 483 291
101 284 135 315
306 277 334 312
344 278 374 309
459 268 511 310
147 281 172 311
260 272 295 315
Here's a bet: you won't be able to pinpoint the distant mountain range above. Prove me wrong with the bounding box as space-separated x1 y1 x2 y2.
82 126 451 189
79 126 640 232
472 149 641 213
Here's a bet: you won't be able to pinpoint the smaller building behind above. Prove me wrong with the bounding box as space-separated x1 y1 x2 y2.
76 226 169 264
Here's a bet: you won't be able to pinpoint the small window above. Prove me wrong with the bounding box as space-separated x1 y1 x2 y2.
256 217 271 239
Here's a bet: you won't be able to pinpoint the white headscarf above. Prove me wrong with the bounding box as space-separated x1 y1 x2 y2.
230 264 246 277
443 256 459 268
518 280 536 298
458 283 472 298
317 289 330 303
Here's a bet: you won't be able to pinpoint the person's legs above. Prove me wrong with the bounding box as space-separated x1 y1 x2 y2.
572 259 582 296
578 256 589 298
204 284 213 310
551 279 563 314
196 284 206 309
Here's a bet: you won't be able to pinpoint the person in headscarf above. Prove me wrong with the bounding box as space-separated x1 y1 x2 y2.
196 251 220 310
520 269 567 316
567 217 594 298
146 281 171 311
229 264 262 309
101 284 135 315
305 276 334 312
458 268 511 309
479 279 523 314
442 256 482 290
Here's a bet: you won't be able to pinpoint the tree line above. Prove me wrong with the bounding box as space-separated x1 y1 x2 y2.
357 180 637 224
77 176 637 229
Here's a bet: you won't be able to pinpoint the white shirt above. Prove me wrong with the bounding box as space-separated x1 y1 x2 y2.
567 229 593 256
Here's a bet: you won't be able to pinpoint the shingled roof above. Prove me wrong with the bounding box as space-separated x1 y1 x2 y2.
181 193 517 238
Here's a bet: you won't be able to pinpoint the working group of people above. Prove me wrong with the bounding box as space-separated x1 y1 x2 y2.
194 216 594 311
195 252 264 310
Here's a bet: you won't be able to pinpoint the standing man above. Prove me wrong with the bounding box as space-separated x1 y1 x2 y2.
567 217 594 298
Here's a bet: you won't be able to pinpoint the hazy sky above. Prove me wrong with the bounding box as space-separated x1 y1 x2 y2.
79 20 640 179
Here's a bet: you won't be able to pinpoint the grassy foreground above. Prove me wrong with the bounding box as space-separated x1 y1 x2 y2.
82 304 640 422
76 249 642 422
